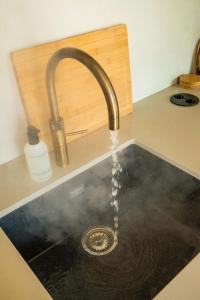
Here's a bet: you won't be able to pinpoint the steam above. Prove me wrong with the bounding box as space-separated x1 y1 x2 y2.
25 152 115 243
15 142 200 255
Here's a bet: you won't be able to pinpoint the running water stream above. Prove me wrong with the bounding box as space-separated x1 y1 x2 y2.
81 130 122 256
110 130 122 241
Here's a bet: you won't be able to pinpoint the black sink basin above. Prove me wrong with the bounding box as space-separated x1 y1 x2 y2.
1 144 200 300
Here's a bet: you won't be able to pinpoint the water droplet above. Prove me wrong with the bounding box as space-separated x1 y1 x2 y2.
112 189 118 197
114 216 118 222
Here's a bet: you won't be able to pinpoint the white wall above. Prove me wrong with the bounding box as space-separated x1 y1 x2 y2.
1 0 200 164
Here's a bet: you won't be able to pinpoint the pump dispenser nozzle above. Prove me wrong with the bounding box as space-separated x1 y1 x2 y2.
27 126 40 145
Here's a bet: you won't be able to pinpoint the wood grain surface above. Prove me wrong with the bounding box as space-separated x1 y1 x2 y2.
12 24 133 150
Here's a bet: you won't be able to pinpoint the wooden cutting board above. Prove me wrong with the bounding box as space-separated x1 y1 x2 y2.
11 24 133 150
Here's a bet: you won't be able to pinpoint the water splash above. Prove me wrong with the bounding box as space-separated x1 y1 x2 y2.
110 130 122 241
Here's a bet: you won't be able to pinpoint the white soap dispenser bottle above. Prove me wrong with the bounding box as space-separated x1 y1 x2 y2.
24 126 52 182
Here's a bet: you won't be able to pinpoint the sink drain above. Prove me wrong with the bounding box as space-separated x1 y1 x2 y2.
81 226 117 256
170 93 199 106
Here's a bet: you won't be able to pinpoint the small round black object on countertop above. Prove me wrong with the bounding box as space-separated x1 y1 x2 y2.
170 93 199 106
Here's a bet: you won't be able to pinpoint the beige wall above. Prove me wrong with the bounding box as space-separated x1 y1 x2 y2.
1 0 200 164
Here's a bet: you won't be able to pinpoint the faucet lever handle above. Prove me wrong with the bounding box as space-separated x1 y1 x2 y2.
66 129 88 136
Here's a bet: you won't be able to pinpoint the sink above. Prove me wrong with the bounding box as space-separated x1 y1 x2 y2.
1 144 200 300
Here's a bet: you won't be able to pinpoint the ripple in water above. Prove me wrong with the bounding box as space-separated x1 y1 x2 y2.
31 223 197 300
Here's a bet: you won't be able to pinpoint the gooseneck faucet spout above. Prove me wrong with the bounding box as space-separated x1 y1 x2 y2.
46 47 120 167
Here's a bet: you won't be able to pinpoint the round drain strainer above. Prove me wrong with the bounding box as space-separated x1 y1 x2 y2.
81 226 117 256
170 93 199 106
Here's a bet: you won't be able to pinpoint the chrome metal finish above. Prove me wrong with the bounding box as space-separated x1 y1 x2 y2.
81 226 117 256
46 47 120 167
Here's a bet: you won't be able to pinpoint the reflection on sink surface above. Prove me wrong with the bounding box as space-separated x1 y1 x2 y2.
1 144 200 300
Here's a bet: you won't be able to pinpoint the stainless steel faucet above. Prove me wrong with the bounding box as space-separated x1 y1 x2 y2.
46 47 120 167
